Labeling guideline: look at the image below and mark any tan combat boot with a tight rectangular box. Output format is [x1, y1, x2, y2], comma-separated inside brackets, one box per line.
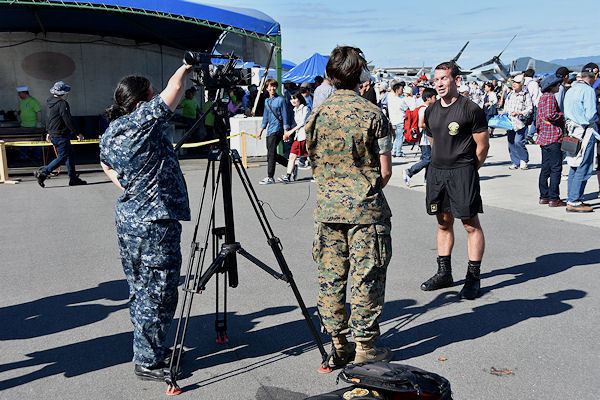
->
[328, 335, 356, 367]
[353, 341, 393, 364]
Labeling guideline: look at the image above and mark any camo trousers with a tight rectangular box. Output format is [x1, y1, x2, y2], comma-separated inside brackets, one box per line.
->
[313, 220, 392, 342]
[116, 219, 182, 367]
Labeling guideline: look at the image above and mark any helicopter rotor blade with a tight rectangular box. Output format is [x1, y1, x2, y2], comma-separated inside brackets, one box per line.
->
[452, 41, 470, 63]
[471, 59, 495, 70]
[497, 34, 517, 58]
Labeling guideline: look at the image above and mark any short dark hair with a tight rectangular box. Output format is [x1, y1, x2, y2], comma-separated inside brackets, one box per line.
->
[265, 78, 278, 88]
[422, 88, 437, 101]
[484, 82, 494, 89]
[523, 69, 535, 78]
[298, 86, 310, 95]
[325, 46, 367, 90]
[314, 76, 324, 85]
[291, 92, 306, 106]
[392, 82, 403, 93]
[434, 61, 460, 78]
[555, 67, 571, 78]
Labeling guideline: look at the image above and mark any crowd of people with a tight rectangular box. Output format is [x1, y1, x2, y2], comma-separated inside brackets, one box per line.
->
[255, 61, 599, 214]
[356, 64, 599, 213]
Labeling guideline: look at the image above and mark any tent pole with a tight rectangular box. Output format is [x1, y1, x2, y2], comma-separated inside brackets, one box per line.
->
[275, 34, 282, 95]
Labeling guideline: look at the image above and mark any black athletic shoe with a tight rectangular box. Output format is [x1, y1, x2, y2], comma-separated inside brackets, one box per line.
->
[33, 169, 47, 188]
[134, 363, 166, 381]
[69, 175, 87, 186]
[459, 272, 481, 300]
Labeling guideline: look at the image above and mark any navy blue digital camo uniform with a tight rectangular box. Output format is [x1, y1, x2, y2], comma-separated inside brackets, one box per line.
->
[99, 96, 190, 368]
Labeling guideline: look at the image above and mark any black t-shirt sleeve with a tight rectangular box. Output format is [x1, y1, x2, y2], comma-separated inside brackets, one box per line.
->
[470, 102, 488, 134]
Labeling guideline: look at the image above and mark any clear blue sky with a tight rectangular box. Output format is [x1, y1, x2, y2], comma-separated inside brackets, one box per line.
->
[221, 0, 600, 68]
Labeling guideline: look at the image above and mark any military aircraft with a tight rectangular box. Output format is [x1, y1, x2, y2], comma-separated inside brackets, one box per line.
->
[469, 34, 518, 81]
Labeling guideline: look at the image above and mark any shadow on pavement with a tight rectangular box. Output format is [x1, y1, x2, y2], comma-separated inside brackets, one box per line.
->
[0, 280, 129, 340]
[386, 290, 585, 360]
[0, 302, 326, 391]
[256, 385, 307, 399]
[479, 174, 510, 181]
[481, 249, 600, 293]
[2, 250, 595, 390]
[483, 160, 512, 167]
[0, 332, 133, 390]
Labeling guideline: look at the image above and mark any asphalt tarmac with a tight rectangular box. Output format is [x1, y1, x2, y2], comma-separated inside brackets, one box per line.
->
[1, 135, 599, 399]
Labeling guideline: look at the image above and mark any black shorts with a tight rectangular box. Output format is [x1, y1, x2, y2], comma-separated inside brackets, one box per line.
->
[426, 164, 483, 219]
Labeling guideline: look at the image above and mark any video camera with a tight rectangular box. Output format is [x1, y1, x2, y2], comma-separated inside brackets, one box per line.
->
[183, 51, 250, 90]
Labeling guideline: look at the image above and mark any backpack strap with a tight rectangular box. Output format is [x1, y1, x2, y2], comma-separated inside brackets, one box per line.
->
[266, 98, 283, 124]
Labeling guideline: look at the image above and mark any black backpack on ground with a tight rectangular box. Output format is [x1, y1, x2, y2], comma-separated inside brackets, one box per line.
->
[305, 362, 452, 400]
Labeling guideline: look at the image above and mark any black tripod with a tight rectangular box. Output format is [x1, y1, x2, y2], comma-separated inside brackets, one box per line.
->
[164, 86, 327, 395]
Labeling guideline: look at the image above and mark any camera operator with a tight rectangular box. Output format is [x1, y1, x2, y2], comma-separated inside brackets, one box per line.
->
[99, 65, 192, 381]
[305, 46, 393, 367]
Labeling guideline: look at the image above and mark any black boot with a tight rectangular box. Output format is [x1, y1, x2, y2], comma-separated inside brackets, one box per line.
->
[69, 175, 87, 186]
[421, 256, 453, 291]
[134, 362, 166, 381]
[33, 169, 47, 188]
[459, 261, 481, 300]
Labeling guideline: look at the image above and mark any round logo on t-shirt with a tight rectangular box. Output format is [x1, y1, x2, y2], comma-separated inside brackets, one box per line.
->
[448, 121, 459, 136]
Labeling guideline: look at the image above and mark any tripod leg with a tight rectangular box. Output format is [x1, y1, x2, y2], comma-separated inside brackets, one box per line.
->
[231, 154, 328, 363]
[215, 271, 229, 344]
[168, 160, 215, 374]
[166, 158, 227, 393]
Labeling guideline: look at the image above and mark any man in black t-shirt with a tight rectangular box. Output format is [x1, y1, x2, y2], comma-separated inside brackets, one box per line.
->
[421, 61, 489, 300]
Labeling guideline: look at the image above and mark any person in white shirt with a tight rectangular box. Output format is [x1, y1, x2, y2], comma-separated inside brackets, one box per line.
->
[523, 68, 541, 143]
[401, 85, 417, 110]
[388, 82, 408, 157]
[279, 93, 310, 183]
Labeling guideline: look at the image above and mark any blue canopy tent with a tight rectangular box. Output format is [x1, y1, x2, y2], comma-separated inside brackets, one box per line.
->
[282, 53, 328, 83]
[0, 0, 284, 82]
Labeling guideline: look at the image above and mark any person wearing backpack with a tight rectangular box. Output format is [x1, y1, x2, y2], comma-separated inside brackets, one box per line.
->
[403, 88, 437, 186]
[402, 99, 425, 146]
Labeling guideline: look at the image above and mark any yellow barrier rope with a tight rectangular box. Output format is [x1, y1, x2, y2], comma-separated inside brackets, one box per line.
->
[4, 139, 100, 147]
[2, 132, 263, 148]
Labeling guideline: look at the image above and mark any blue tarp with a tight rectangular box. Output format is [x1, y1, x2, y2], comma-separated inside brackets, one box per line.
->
[282, 53, 329, 83]
[0, 0, 280, 51]
[211, 56, 296, 70]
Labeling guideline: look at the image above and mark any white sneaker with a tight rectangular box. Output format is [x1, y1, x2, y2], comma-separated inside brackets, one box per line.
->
[508, 164, 519, 170]
[259, 177, 275, 185]
[519, 161, 528, 170]
[277, 175, 290, 184]
[402, 169, 410, 186]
